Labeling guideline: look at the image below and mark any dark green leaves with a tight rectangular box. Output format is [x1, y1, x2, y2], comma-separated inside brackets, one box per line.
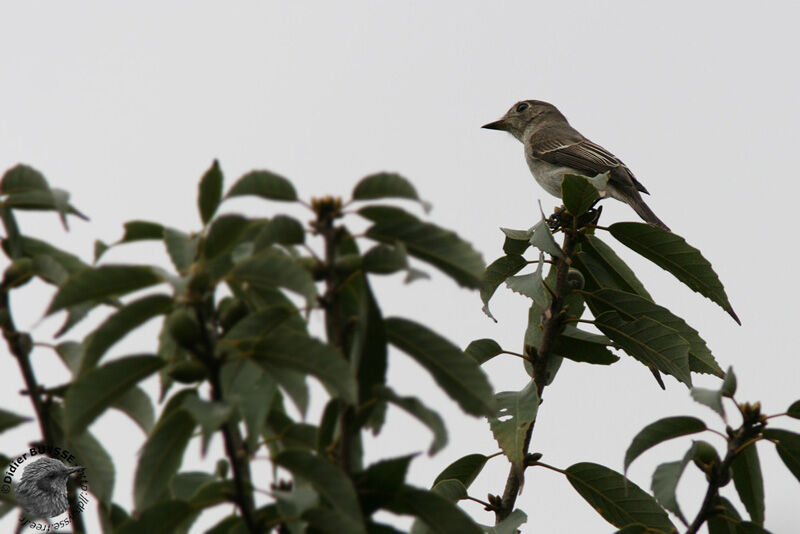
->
[366, 219, 484, 289]
[594, 311, 691, 386]
[464, 338, 503, 365]
[731, 443, 764, 525]
[198, 160, 224, 224]
[787, 400, 800, 419]
[651, 444, 698, 525]
[488, 381, 539, 471]
[624, 416, 707, 472]
[1, 164, 50, 194]
[64, 354, 163, 435]
[762, 429, 800, 483]
[203, 214, 250, 259]
[608, 223, 739, 324]
[226, 169, 298, 202]
[432, 454, 489, 489]
[385, 317, 495, 416]
[275, 450, 366, 534]
[384, 486, 482, 534]
[561, 173, 608, 216]
[554, 326, 619, 365]
[0, 408, 31, 434]
[565, 462, 675, 532]
[231, 249, 317, 306]
[47, 265, 164, 315]
[480, 255, 526, 319]
[352, 172, 429, 211]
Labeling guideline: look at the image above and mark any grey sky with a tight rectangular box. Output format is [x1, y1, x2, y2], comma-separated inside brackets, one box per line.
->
[2, 2, 799, 532]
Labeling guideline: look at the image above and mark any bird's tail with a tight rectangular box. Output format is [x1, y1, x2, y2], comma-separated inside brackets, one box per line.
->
[624, 191, 670, 231]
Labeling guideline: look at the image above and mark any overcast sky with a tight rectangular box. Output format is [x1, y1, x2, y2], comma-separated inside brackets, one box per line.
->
[2, 2, 799, 532]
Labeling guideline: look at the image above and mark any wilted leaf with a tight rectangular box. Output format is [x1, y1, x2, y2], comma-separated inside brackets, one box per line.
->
[624, 416, 707, 472]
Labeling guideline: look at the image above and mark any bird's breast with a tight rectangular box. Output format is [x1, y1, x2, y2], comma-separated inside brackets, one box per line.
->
[524, 155, 584, 198]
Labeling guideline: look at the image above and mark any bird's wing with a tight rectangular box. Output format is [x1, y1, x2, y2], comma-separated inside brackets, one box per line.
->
[531, 133, 649, 194]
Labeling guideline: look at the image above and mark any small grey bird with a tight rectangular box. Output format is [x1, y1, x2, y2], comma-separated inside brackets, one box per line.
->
[483, 100, 669, 231]
[15, 457, 85, 518]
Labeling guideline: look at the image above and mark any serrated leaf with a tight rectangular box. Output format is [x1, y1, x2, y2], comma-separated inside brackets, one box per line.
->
[731, 441, 764, 525]
[762, 429, 800, 483]
[253, 331, 356, 404]
[432, 454, 489, 489]
[0, 408, 31, 434]
[377, 386, 447, 455]
[385, 317, 495, 416]
[529, 218, 562, 257]
[488, 381, 539, 470]
[651, 444, 699, 525]
[583, 287, 721, 377]
[464, 339, 503, 365]
[624, 416, 707, 472]
[609, 222, 739, 324]
[64, 354, 163, 435]
[565, 462, 675, 531]
[81, 293, 173, 373]
[554, 326, 619, 365]
[384, 486, 482, 534]
[47, 265, 164, 315]
[480, 254, 527, 319]
[504, 253, 546, 305]
[111, 385, 155, 434]
[352, 172, 429, 211]
[501, 227, 531, 255]
[198, 160, 224, 224]
[561, 173, 606, 216]
[594, 311, 691, 386]
[231, 249, 317, 307]
[134, 409, 196, 511]
[577, 235, 653, 299]
[226, 169, 298, 201]
[690, 387, 725, 420]
[366, 219, 484, 289]
[203, 214, 250, 260]
[274, 450, 365, 533]
[431, 479, 467, 502]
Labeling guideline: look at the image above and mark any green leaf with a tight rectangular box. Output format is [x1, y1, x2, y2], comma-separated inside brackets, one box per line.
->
[352, 172, 429, 210]
[651, 444, 698, 525]
[203, 214, 250, 259]
[0, 408, 31, 434]
[198, 159, 224, 224]
[762, 429, 800, 483]
[134, 408, 196, 510]
[529, 218, 562, 258]
[721, 367, 737, 398]
[707, 496, 742, 534]
[253, 331, 356, 404]
[366, 219, 484, 289]
[609, 222, 739, 324]
[1, 164, 50, 194]
[690, 387, 725, 420]
[111, 385, 155, 434]
[504, 254, 546, 304]
[164, 228, 198, 273]
[66, 427, 115, 508]
[385, 317, 495, 416]
[231, 249, 317, 307]
[226, 169, 298, 202]
[480, 255, 527, 319]
[432, 454, 489, 489]
[577, 235, 653, 299]
[554, 325, 619, 365]
[561, 173, 605, 216]
[787, 400, 800, 419]
[594, 311, 691, 386]
[731, 441, 764, 525]
[358, 204, 421, 223]
[64, 354, 163, 435]
[117, 500, 195, 534]
[489, 380, 539, 471]
[81, 293, 173, 373]
[464, 338, 503, 365]
[431, 479, 467, 502]
[118, 220, 165, 243]
[624, 416, 707, 472]
[377, 386, 447, 455]
[384, 486, 482, 534]
[55, 341, 82, 373]
[502, 227, 531, 255]
[182, 396, 234, 455]
[565, 462, 675, 531]
[363, 243, 408, 274]
[254, 215, 305, 248]
[583, 287, 721, 377]
[47, 264, 164, 315]
[274, 450, 365, 533]
[358, 455, 415, 514]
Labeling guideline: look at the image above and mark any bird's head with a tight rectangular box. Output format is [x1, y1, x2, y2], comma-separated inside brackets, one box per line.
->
[482, 100, 566, 141]
[20, 458, 85, 494]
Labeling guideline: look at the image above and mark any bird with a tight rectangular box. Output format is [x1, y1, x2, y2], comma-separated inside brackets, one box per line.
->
[482, 100, 670, 231]
[15, 457, 85, 518]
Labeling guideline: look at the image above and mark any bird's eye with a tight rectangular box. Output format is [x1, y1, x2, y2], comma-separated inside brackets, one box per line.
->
[515, 102, 529, 113]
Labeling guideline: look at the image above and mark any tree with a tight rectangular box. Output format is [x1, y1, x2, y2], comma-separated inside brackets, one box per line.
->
[0, 163, 797, 533]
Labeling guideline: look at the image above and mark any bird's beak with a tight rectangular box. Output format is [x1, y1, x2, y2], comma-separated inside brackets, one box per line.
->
[481, 119, 508, 131]
[68, 466, 86, 475]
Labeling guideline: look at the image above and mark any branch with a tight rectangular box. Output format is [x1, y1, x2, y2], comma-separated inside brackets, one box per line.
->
[494, 225, 579, 523]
